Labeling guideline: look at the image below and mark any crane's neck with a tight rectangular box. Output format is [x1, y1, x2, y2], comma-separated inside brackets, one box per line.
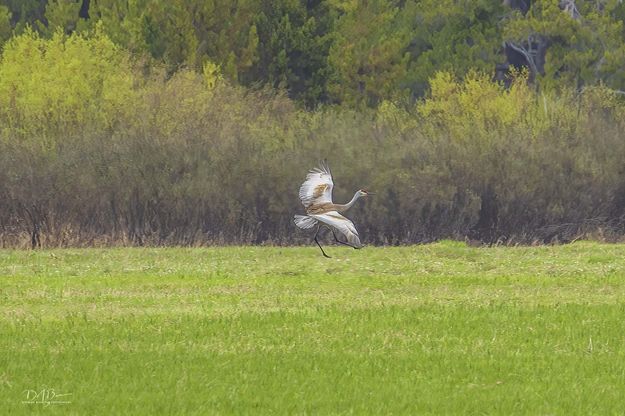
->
[336, 192, 361, 213]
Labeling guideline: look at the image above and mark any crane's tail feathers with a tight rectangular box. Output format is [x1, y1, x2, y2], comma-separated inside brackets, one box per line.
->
[294, 215, 318, 230]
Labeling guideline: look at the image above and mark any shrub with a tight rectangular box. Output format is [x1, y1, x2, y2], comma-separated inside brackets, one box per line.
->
[1, 30, 625, 246]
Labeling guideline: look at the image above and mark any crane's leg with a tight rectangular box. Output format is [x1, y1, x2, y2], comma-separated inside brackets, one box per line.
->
[314, 225, 331, 258]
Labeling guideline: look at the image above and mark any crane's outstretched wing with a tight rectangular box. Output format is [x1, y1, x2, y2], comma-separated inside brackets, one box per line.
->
[298, 160, 334, 208]
[310, 211, 363, 248]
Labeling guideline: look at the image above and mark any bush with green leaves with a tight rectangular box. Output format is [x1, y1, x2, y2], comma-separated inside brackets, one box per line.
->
[1, 29, 625, 247]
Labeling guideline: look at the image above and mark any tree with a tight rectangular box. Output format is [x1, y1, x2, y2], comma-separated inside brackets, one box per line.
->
[501, 0, 625, 91]
[0, 5, 11, 45]
[249, 0, 334, 106]
[328, 0, 503, 106]
[40, 0, 89, 35]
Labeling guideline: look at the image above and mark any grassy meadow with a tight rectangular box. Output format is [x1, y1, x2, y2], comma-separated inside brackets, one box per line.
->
[2, 241, 625, 414]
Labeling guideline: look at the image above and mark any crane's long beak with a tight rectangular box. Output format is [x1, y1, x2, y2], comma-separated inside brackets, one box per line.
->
[366, 192, 375, 196]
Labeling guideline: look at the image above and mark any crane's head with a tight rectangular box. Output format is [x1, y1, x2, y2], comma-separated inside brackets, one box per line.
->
[358, 189, 374, 197]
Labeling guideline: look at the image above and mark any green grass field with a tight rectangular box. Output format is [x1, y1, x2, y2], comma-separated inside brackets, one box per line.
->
[2, 242, 625, 415]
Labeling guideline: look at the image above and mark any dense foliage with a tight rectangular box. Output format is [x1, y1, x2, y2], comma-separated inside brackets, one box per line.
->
[2, 0, 625, 105]
[0, 1, 625, 246]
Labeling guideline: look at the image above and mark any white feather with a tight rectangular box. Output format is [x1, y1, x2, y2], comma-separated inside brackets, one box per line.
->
[298, 160, 334, 208]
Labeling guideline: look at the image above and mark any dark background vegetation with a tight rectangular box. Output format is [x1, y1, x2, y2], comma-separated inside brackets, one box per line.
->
[1, 0, 625, 247]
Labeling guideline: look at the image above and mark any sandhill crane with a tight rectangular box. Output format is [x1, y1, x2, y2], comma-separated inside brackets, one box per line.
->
[294, 160, 372, 258]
